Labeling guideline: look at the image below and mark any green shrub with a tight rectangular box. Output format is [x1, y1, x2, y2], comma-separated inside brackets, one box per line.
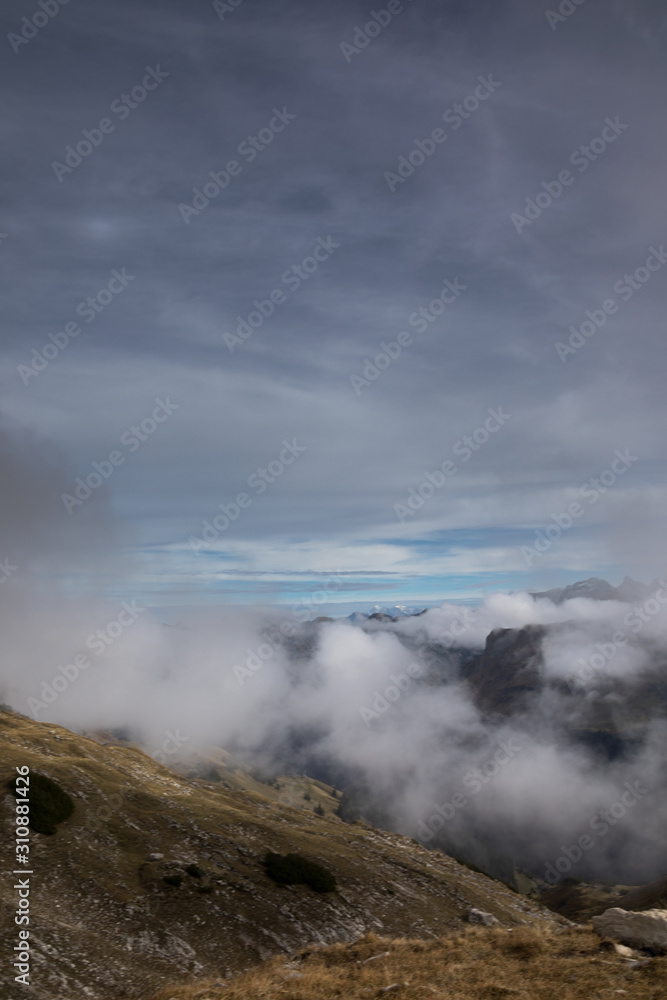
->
[7, 773, 74, 836]
[263, 852, 336, 893]
[186, 864, 205, 878]
[303, 791, 311, 801]
[314, 803, 325, 816]
[162, 874, 183, 887]
[197, 884, 214, 894]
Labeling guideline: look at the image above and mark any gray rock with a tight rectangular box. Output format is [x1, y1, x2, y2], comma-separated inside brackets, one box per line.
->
[148, 853, 164, 861]
[592, 908, 667, 952]
[467, 908, 499, 926]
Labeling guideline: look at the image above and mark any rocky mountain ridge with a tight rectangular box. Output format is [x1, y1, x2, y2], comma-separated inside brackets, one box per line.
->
[0, 709, 565, 1000]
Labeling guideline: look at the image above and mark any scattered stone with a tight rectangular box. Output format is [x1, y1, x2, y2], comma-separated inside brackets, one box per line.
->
[592, 908, 667, 952]
[467, 908, 499, 926]
[599, 940, 638, 959]
[377, 986, 401, 995]
[363, 951, 390, 964]
[148, 853, 164, 861]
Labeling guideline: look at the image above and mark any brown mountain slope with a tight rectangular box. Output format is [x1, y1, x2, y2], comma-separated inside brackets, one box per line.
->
[152, 926, 667, 1000]
[0, 709, 566, 1000]
[603, 875, 667, 914]
[541, 875, 667, 922]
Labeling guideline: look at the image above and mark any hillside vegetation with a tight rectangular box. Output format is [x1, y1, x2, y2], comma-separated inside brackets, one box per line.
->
[0, 709, 563, 1000]
[152, 925, 667, 1000]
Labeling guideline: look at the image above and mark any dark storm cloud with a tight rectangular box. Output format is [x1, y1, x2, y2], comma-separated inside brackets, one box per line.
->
[0, 0, 666, 601]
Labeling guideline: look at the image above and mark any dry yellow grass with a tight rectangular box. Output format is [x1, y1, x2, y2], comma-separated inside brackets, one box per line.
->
[148, 925, 667, 1000]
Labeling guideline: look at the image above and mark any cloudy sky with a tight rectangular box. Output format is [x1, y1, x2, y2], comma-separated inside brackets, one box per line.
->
[1, 0, 666, 610]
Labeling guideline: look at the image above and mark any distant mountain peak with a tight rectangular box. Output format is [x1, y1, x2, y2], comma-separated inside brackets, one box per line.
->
[347, 605, 427, 624]
[531, 576, 660, 605]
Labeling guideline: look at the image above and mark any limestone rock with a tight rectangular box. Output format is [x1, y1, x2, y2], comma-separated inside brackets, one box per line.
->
[592, 907, 667, 952]
[468, 908, 499, 926]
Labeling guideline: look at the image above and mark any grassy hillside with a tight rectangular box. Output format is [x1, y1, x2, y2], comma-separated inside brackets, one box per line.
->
[153, 925, 667, 1000]
[0, 709, 565, 1000]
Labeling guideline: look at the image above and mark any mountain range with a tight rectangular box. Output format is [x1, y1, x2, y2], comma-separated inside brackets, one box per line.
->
[3, 577, 667, 997]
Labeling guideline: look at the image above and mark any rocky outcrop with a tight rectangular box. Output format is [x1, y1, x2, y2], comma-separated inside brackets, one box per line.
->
[460, 625, 548, 716]
[467, 908, 499, 926]
[592, 907, 667, 952]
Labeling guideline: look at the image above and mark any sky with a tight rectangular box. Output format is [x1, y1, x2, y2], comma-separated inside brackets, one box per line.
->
[1, 0, 667, 610]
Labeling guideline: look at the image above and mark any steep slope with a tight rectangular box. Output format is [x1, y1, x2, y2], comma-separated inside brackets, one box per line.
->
[542, 875, 667, 922]
[603, 875, 667, 914]
[460, 624, 548, 716]
[80, 729, 343, 819]
[0, 710, 565, 1000]
[152, 925, 667, 1000]
[460, 620, 667, 739]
